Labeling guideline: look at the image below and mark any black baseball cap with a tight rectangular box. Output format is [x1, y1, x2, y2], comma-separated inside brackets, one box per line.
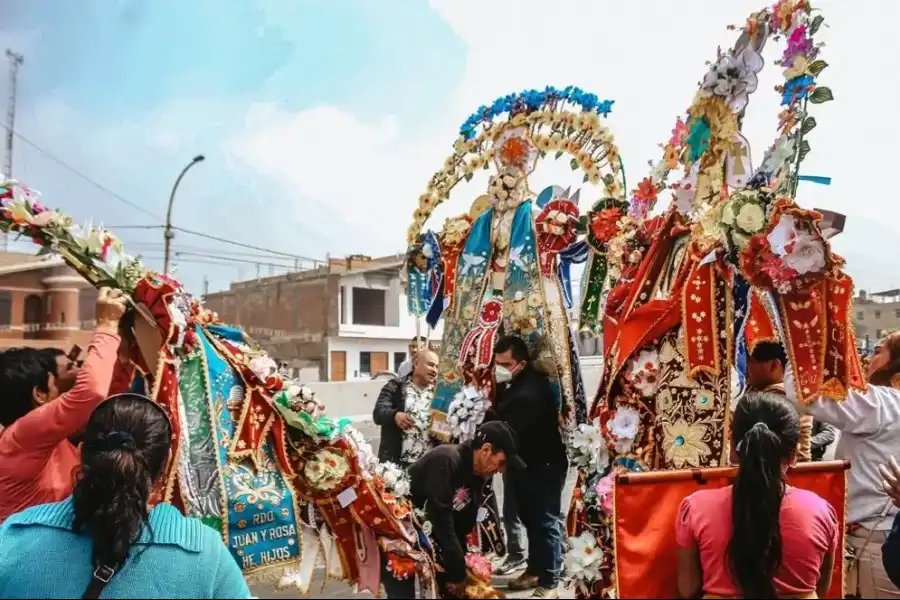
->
[473, 421, 527, 471]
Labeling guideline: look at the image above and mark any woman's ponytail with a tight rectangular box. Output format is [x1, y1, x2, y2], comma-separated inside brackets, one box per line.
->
[72, 394, 172, 574]
[727, 391, 800, 599]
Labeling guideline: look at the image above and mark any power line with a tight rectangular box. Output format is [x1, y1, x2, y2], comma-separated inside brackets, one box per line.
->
[0, 122, 163, 222]
[127, 241, 311, 263]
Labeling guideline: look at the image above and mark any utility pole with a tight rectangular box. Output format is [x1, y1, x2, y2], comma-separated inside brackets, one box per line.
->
[4, 49, 24, 252]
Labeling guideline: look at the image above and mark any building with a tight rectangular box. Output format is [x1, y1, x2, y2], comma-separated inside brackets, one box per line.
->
[203, 254, 444, 382]
[854, 288, 900, 353]
[0, 251, 98, 350]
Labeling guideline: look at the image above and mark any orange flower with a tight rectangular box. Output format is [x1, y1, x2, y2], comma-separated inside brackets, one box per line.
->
[745, 15, 759, 38]
[663, 145, 680, 169]
[590, 207, 624, 243]
[634, 178, 658, 203]
[499, 136, 530, 168]
[778, 109, 798, 134]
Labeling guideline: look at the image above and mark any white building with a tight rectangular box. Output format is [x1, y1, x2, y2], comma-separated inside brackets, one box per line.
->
[330, 260, 444, 380]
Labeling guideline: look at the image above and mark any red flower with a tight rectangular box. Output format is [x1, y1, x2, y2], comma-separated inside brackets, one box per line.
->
[634, 178, 658, 203]
[499, 136, 531, 168]
[480, 299, 502, 324]
[590, 207, 623, 243]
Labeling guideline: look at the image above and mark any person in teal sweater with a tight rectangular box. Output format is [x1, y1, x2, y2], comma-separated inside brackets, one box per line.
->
[0, 392, 251, 599]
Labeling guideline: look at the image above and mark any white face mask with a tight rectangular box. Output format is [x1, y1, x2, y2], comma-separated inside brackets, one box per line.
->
[494, 365, 514, 384]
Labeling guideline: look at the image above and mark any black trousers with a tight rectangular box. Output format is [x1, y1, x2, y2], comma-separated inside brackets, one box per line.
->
[510, 458, 567, 588]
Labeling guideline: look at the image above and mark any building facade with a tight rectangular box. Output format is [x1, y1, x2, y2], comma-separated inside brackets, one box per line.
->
[854, 288, 900, 353]
[203, 255, 444, 382]
[0, 251, 98, 351]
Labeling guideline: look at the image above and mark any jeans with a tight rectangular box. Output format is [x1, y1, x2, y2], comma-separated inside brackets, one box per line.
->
[502, 469, 527, 560]
[511, 458, 567, 588]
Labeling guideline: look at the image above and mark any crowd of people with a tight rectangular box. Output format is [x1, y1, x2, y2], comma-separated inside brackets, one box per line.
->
[4, 289, 900, 599]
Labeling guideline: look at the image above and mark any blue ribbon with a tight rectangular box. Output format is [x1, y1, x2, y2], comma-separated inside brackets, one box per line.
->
[558, 240, 589, 309]
[797, 175, 832, 185]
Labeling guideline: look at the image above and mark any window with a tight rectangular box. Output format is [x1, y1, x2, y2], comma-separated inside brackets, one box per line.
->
[394, 352, 407, 371]
[857, 311, 864, 320]
[895, 309, 900, 318]
[875, 310, 882, 319]
[339, 287, 347, 325]
[0, 292, 10, 328]
[352, 288, 386, 326]
[360, 351, 372, 377]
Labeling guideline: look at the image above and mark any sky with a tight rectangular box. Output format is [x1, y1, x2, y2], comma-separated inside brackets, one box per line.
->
[0, 0, 898, 295]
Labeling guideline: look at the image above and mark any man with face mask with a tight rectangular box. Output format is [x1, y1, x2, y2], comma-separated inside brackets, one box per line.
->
[491, 335, 566, 599]
[381, 421, 524, 599]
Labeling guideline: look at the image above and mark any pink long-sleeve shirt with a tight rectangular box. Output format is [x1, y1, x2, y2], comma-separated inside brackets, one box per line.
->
[0, 331, 121, 523]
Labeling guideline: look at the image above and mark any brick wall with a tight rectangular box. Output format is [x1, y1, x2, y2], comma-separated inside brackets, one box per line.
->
[204, 272, 341, 379]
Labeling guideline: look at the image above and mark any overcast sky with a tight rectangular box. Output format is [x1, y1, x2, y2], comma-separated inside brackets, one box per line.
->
[0, 0, 897, 295]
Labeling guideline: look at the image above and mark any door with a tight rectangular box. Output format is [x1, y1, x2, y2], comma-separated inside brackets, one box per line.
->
[371, 351, 388, 374]
[330, 351, 346, 382]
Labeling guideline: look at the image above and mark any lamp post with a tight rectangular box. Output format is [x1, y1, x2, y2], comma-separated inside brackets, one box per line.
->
[163, 154, 205, 275]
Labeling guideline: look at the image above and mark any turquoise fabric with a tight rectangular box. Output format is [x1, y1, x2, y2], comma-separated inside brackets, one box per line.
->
[0, 497, 252, 599]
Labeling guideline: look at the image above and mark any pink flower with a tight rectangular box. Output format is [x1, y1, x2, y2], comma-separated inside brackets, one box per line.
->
[669, 118, 688, 147]
[466, 552, 492, 580]
[594, 474, 615, 514]
[783, 25, 813, 66]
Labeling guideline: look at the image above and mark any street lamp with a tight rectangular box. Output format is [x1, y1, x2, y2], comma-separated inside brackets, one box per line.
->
[163, 154, 205, 275]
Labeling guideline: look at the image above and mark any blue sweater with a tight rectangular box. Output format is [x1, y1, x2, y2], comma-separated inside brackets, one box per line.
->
[0, 497, 251, 599]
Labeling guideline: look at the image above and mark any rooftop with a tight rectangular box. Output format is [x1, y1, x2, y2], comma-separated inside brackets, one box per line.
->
[0, 251, 64, 275]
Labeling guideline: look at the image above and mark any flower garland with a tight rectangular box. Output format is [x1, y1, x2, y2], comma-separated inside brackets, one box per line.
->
[409, 86, 626, 243]
[446, 386, 489, 442]
[303, 449, 351, 492]
[373, 461, 411, 498]
[400, 383, 435, 466]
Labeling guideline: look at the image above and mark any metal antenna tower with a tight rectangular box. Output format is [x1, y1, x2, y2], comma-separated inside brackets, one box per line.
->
[3, 49, 24, 252]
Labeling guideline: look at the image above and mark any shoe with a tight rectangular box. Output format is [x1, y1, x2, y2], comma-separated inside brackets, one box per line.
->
[508, 573, 540, 591]
[531, 586, 560, 599]
[494, 556, 527, 576]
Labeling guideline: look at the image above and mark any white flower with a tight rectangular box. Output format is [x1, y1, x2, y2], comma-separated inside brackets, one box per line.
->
[563, 532, 603, 582]
[700, 47, 763, 112]
[422, 520, 433, 536]
[735, 202, 766, 234]
[763, 135, 796, 173]
[721, 201, 736, 226]
[569, 420, 610, 474]
[606, 406, 641, 454]
[624, 349, 660, 397]
[249, 356, 279, 383]
[783, 234, 826, 275]
[767, 214, 797, 256]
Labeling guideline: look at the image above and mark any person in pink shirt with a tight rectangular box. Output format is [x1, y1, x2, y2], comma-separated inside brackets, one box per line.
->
[675, 391, 839, 599]
[0, 287, 128, 523]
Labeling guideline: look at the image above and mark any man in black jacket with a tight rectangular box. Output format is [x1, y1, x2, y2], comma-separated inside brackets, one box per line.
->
[383, 421, 525, 599]
[492, 335, 567, 599]
[372, 349, 438, 466]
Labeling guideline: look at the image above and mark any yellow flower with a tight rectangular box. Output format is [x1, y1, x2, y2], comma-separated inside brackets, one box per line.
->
[549, 134, 564, 150]
[606, 144, 620, 166]
[576, 150, 592, 167]
[535, 136, 552, 152]
[579, 112, 600, 131]
[419, 193, 437, 210]
[565, 139, 581, 155]
[444, 156, 457, 170]
[663, 144, 680, 169]
[662, 420, 712, 468]
[469, 156, 486, 170]
[588, 168, 602, 184]
[453, 137, 468, 153]
[784, 56, 812, 80]
[599, 128, 615, 144]
[527, 292, 543, 309]
[606, 180, 620, 198]
[511, 113, 527, 127]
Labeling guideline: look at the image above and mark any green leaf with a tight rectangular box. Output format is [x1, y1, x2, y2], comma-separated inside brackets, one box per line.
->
[808, 60, 828, 76]
[583, 173, 590, 183]
[798, 140, 811, 163]
[809, 14, 825, 35]
[570, 158, 579, 171]
[555, 150, 564, 159]
[483, 160, 490, 170]
[801, 117, 817, 134]
[809, 86, 834, 104]
[539, 150, 547, 159]
[464, 171, 474, 182]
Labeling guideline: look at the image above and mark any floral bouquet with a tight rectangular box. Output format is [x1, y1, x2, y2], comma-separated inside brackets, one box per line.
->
[0, 178, 145, 292]
[563, 532, 605, 597]
[739, 199, 837, 294]
[463, 552, 505, 599]
[447, 387, 489, 442]
[373, 461, 411, 499]
[303, 449, 351, 492]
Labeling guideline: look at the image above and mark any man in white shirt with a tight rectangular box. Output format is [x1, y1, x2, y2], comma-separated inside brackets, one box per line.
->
[396, 336, 426, 379]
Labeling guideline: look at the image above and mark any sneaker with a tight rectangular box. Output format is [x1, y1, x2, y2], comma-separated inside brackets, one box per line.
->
[508, 573, 540, 591]
[532, 586, 560, 599]
[494, 556, 527, 576]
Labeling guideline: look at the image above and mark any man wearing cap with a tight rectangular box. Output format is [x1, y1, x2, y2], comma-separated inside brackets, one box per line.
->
[382, 421, 524, 599]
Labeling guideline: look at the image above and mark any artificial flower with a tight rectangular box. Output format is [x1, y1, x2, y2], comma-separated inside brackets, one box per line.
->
[304, 450, 350, 491]
[593, 473, 615, 514]
[564, 532, 603, 583]
[700, 47, 763, 111]
[569, 419, 610, 473]
[625, 349, 660, 397]
[783, 24, 813, 67]
[466, 553, 493, 581]
[663, 144, 680, 170]
[721, 200, 737, 226]
[662, 420, 711, 468]
[606, 405, 641, 454]
[767, 214, 798, 255]
[778, 108, 799, 135]
[669, 118, 689, 147]
[589, 207, 624, 244]
[735, 202, 766, 234]
[783, 55, 813, 80]
[685, 117, 711, 163]
[781, 75, 815, 106]
[763, 135, 797, 172]
[783, 233, 826, 275]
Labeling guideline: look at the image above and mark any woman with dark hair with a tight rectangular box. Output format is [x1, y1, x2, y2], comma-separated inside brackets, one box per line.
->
[676, 391, 838, 599]
[0, 393, 251, 599]
[786, 332, 900, 598]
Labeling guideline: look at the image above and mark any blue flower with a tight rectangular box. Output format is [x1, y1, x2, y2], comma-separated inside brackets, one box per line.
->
[782, 75, 815, 106]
